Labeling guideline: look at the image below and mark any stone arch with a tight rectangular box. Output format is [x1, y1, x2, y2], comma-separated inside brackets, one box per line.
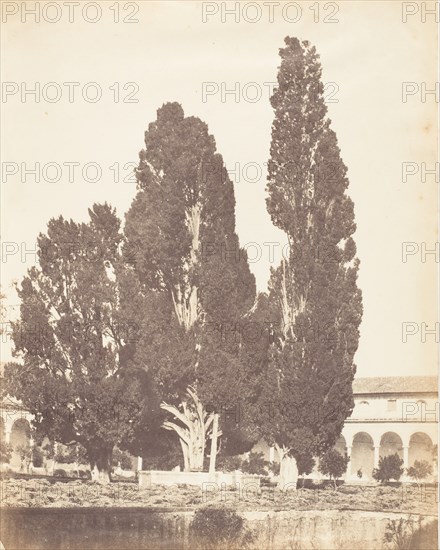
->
[351, 432, 374, 479]
[380, 432, 403, 459]
[10, 418, 31, 468]
[409, 432, 433, 466]
[10, 418, 31, 448]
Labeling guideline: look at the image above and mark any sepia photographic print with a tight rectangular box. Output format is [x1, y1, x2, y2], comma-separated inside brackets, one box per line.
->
[0, 1, 438, 549]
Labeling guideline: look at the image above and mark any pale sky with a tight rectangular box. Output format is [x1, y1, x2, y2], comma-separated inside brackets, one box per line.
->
[1, 1, 438, 378]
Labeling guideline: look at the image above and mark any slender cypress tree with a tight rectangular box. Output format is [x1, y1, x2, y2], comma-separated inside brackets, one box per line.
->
[261, 37, 363, 488]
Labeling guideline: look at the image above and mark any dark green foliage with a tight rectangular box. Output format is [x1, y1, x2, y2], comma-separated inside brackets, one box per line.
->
[124, 103, 257, 470]
[55, 443, 88, 465]
[0, 441, 12, 464]
[384, 518, 438, 550]
[406, 460, 433, 485]
[53, 469, 67, 478]
[189, 507, 255, 549]
[133, 424, 185, 471]
[216, 454, 243, 473]
[297, 454, 315, 477]
[373, 453, 404, 483]
[3, 204, 159, 479]
[214, 423, 258, 463]
[242, 452, 269, 475]
[318, 449, 349, 489]
[112, 447, 133, 470]
[216, 451, 270, 475]
[31, 446, 44, 467]
[256, 37, 362, 467]
[42, 442, 54, 460]
[125, 102, 256, 406]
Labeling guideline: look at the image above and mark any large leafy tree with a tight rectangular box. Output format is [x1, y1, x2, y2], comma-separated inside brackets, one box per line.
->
[3, 204, 158, 483]
[125, 103, 256, 471]
[259, 37, 363, 488]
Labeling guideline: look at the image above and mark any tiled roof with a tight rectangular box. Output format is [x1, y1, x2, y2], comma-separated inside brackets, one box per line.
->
[353, 376, 438, 395]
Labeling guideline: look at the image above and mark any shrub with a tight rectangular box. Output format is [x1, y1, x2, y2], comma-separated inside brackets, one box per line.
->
[42, 442, 54, 460]
[0, 441, 12, 464]
[141, 445, 184, 471]
[54, 443, 88, 465]
[297, 454, 315, 477]
[384, 517, 415, 549]
[189, 507, 254, 549]
[242, 452, 268, 475]
[78, 469, 92, 480]
[217, 454, 243, 472]
[297, 454, 315, 487]
[53, 468, 67, 478]
[373, 453, 404, 483]
[16, 445, 32, 471]
[318, 449, 349, 489]
[384, 517, 438, 550]
[406, 460, 433, 486]
[0, 467, 14, 478]
[32, 446, 44, 467]
[112, 448, 133, 470]
[216, 455, 243, 472]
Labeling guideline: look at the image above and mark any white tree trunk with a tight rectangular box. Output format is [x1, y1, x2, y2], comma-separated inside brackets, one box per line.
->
[188, 414, 205, 471]
[276, 444, 298, 491]
[161, 387, 216, 472]
[90, 464, 111, 484]
[88, 447, 112, 484]
[171, 203, 202, 331]
[179, 439, 190, 471]
[208, 413, 219, 475]
[52, 442, 57, 476]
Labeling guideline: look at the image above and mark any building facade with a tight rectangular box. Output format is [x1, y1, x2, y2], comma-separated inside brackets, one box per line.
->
[252, 376, 438, 481]
[340, 376, 438, 480]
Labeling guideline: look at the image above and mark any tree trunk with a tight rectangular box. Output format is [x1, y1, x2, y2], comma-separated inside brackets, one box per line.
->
[188, 424, 205, 471]
[179, 439, 190, 471]
[276, 445, 298, 491]
[208, 413, 219, 475]
[52, 442, 57, 476]
[161, 387, 214, 473]
[89, 447, 113, 484]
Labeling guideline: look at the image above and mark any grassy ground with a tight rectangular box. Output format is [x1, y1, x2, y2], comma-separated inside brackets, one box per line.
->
[0, 477, 437, 515]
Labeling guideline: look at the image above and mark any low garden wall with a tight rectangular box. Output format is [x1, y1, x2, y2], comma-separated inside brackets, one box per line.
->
[138, 470, 260, 489]
[0, 507, 436, 550]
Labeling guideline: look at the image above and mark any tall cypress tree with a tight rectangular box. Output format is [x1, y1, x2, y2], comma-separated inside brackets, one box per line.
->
[261, 37, 363, 488]
[4, 204, 155, 483]
[125, 103, 256, 471]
